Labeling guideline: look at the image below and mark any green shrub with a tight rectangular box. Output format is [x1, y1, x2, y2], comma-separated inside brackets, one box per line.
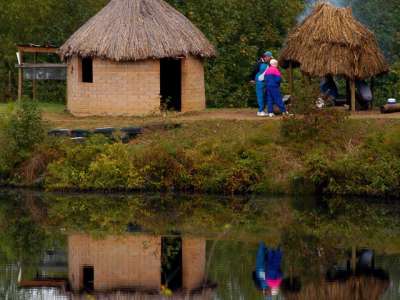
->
[301, 128, 400, 197]
[46, 135, 111, 190]
[280, 108, 349, 149]
[0, 99, 45, 178]
[86, 144, 143, 190]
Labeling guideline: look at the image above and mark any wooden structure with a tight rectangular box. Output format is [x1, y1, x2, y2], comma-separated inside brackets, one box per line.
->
[16, 44, 66, 101]
[59, 0, 216, 117]
[279, 3, 389, 112]
[381, 103, 400, 114]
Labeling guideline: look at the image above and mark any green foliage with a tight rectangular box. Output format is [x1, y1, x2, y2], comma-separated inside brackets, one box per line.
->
[280, 108, 349, 148]
[166, 0, 303, 107]
[300, 125, 400, 197]
[372, 61, 400, 106]
[44, 121, 293, 194]
[0, 99, 45, 178]
[0, 0, 108, 102]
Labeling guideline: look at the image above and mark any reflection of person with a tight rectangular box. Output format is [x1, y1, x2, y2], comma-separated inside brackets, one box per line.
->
[250, 52, 273, 116]
[253, 242, 283, 297]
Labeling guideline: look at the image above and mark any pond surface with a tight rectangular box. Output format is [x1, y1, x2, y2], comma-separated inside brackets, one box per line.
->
[0, 190, 400, 299]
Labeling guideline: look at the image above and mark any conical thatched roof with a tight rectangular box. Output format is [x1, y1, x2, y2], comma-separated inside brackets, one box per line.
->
[279, 3, 389, 80]
[59, 0, 216, 61]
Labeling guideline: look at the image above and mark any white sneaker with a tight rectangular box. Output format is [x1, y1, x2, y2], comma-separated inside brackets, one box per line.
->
[257, 111, 267, 117]
[268, 113, 275, 117]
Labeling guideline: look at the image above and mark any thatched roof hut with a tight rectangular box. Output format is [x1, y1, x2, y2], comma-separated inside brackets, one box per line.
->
[279, 3, 389, 80]
[59, 0, 215, 61]
[60, 0, 216, 117]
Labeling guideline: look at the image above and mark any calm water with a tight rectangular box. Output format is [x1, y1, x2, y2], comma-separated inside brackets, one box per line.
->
[0, 190, 399, 300]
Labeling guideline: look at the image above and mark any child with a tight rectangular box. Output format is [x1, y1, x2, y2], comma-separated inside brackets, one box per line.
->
[259, 59, 288, 117]
[251, 52, 273, 116]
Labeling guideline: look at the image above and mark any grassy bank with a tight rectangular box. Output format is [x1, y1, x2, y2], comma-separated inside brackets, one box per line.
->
[1, 101, 400, 196]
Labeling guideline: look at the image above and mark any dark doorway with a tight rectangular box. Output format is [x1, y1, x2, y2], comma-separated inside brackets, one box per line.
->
[160, 59, 182, 111]
[161, 237, 182, 291]
[82, 266, 94, 291]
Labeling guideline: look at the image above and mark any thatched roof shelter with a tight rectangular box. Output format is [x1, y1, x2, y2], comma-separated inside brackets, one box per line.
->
[279, 3, 389, 80]
[59, 0, 216, 61]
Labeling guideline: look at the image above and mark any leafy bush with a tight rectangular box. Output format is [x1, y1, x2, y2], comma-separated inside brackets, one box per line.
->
[46, 135, 111, 190]
[301, 127, 400, 197]
[0, 100, 45, 178]
[280, 108, 349, 149]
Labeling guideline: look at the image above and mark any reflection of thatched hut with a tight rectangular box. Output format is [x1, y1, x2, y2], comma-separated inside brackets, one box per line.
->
[279, 3, 389, 111]
[60, 0, 215, 116]
[284, 276, 390, 300]
[68, 234, 212, 297]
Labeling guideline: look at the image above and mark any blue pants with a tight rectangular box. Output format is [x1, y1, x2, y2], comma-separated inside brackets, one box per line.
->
[256, 82, 267, 112]
[267, 87, 286, 114]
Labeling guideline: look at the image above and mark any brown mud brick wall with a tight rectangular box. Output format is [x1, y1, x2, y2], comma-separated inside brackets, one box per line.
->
[67, 58, 161, 116]
[181, 56, 206, 113]
[67, 56, 206, 116]
[68, 234, 161, 292]
[182, 238, 206, 290]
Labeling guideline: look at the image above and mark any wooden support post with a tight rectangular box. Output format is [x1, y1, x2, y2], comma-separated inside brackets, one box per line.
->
[8, 70, 12, 97]
[32, 53, 37, 101]
[18, 51, 24, 102]
[370, 77, 375, 110]
[351, 246, 357, 274]
[350, 79, 356, 113]
[288, 62, 294, 95]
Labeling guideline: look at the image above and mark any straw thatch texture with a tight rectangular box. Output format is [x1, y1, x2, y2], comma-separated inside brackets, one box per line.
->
[60, 0, 216, 61]
[279, 3, 389, 80]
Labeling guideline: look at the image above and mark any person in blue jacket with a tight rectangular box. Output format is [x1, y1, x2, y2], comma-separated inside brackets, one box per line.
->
[250, 51, 273, 116]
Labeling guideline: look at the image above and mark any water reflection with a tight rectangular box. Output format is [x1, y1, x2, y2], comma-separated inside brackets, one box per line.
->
[284, 249, 390, 300]
[253, 243, 283, 297]
[0, 191, 399, 299]
[18, 234, 215, 299]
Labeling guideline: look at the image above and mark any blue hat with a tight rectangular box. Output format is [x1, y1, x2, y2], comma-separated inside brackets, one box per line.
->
[263, 51, 273, 58]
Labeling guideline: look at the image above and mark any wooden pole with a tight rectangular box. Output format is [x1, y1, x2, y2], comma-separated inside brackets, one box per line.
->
[8, 70, 12, 97]
[370, 77, 375, 110]
[351, 246, 357, 274]
[18, 51, 24, 102]
[350, 79, 356, 113]
[288, 62, 294, 95]
[32, 53, 37, 101]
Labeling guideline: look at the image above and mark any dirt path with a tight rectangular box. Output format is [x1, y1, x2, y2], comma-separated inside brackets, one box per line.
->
[43, 108, 400, 129]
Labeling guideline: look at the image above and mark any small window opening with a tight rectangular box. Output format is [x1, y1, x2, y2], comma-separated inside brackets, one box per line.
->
[82, 57, 93, 83]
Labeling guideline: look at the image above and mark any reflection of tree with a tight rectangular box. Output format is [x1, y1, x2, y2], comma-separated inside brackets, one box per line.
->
[280, 197, 398, 298]
[0, 191, 65, 299]
[0, 191, 47, 264]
